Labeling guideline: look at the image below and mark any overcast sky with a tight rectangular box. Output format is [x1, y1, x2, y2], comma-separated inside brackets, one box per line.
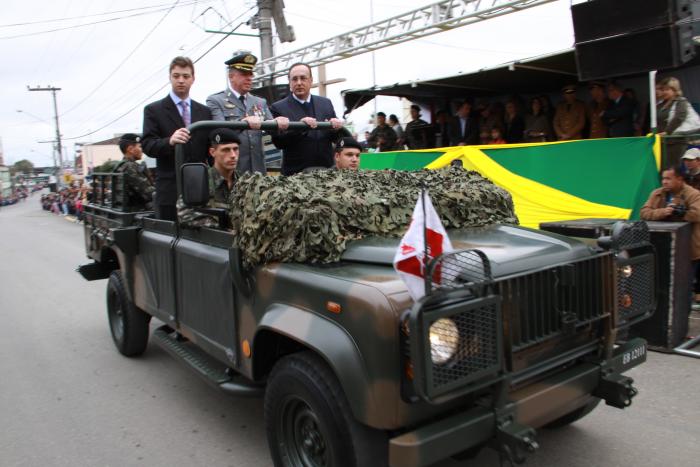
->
[0, 0, 575, 166]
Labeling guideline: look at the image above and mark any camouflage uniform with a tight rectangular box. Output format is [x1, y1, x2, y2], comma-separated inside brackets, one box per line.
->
[177, 166, 236, 228]
[367, 124, 398, 152]
[113, 159, 155, 210]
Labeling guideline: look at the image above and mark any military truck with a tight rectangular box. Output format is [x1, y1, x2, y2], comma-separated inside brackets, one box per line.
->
[78, 121, 655, 467]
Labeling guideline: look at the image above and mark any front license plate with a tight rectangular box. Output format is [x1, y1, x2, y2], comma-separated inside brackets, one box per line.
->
[620, 342, 647, 370]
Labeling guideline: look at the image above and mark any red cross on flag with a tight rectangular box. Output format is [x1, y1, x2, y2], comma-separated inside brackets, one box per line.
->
[393, 191, 453, 302]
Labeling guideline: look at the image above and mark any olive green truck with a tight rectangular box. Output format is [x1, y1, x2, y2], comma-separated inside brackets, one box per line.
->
[78, 122, 655, 467]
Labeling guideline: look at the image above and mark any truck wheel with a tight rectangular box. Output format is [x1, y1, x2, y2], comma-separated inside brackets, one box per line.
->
[544, 398, 601, 429]
[106, 270, 149, 357]
[265, 352, 387, 467]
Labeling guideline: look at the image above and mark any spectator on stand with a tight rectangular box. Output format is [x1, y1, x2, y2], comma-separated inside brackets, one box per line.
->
[504, 100, 525, 143]
[388, 114, 405, 149]
[657, 77, 700, 169]
[682, 148, 700, 191]
[554, 85, 586, 140]
[405, 105, 432, 149]
[624, 88, 642, 135]
[489, 127, 507, 145]
[434, 110, 452, 147]
[367, 112, 398, 152]
[601, 82, 636, 138]
[587, 82, 610, 139]
[450, 101, 480, 146]
[524, 97, 553, 142]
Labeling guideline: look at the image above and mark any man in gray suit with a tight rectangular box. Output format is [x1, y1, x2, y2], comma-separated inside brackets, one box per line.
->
[207, 52, 289, 174]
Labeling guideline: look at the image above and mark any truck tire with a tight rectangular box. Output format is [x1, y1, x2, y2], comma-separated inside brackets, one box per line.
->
[106, 270, 149, 357]
[544, 398, 601, 429]
[265, 352, 387, 467]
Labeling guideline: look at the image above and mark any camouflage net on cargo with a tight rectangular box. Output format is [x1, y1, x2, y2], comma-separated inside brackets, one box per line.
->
[229, 167, 518, 267]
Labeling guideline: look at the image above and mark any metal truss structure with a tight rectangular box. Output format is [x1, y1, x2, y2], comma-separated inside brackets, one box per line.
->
[253, 0, 558, 85]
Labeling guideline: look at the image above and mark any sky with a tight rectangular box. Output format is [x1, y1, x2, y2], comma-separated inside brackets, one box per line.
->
[0, 0, 576, 167]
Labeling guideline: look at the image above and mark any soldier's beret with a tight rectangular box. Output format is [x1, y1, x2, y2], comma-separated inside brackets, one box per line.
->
[119, 133, 141, 145]
[335, 137, 362, 153]
[225, 51, 257, 72]
[209, 128, 241, 146]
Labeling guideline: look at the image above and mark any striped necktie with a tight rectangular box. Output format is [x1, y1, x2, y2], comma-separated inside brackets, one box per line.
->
[180, 100, 190, 126]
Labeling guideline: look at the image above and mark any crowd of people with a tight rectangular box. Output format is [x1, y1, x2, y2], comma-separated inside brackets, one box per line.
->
[40, 182, 91, 221]
[364, 77, 700, 161]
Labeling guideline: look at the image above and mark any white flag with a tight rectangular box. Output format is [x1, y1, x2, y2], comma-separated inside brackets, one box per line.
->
[393, 191, 453, 302]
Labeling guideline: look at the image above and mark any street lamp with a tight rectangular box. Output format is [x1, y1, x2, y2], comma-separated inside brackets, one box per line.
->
[16, 109, 51, 125]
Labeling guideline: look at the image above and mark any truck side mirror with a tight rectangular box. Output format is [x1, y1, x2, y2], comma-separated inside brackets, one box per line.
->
[181, 163, 210, 207]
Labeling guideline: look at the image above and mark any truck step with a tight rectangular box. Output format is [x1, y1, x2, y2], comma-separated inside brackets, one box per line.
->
[153, 326, 263, 397]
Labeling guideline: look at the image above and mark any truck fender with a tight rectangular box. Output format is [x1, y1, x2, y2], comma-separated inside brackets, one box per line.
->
[255, 304, 380, 425]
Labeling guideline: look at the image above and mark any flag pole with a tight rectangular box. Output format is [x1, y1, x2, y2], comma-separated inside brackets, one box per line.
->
[422, 184, 429, 296]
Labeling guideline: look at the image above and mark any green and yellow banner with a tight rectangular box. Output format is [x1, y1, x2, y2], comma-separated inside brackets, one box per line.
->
[360, 136, 661, 229]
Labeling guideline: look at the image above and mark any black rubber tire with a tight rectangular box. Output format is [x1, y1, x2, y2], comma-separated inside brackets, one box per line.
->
[544, 398, 601, 429]
[106, 270, 149, 357]
[264, 352, 388, 467]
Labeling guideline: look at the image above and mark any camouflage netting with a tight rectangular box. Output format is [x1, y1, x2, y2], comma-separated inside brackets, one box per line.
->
[229, 167, 518, 267]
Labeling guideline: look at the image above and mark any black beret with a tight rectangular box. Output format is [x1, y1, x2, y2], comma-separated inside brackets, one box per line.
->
[119, 133, 141, 145]
[335, 137, 362, 153]
[225, 52, 257, 72]
[209, 128, 241, 146]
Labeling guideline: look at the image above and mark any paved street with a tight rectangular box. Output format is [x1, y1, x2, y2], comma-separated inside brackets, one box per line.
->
[1, 197, 700, 467]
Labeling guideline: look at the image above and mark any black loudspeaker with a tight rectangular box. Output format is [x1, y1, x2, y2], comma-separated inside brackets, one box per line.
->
[539, 219, 692, 351]
[572, 0, 695, 80]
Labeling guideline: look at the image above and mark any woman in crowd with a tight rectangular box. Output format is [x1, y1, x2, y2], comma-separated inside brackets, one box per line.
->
[658, 77, 700, 168]
[388, 114, 405, 149]
[524, 97, 553, 142]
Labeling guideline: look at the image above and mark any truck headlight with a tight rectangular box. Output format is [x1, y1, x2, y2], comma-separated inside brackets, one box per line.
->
[429, 318, 459, 364]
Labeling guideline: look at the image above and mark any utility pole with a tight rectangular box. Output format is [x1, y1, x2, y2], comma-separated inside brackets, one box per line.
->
[257, 0, 274, 63]
[28, 86, 63, 171]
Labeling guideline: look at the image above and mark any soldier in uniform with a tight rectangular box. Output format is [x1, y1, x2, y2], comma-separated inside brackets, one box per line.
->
[334, 137, 363, 170]
[113, 133, 155, 210]
[587, 82, 610, 139]
[178, 128, 240, 229]
[367, 112, 397, 152]
[553, 84, 586, 140]
[206, 51, 289, 175]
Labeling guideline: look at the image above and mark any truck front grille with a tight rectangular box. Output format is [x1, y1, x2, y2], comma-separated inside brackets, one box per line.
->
[496, 254, 615, 352]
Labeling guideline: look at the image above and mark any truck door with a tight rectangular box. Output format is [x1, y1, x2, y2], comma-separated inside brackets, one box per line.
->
[173, 227, 238, 364]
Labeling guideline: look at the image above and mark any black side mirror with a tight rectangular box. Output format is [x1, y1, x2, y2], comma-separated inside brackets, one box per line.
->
[181, 163, 209, 207]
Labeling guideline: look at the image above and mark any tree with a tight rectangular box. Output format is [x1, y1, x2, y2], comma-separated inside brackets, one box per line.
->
[11, 159, 34, 175]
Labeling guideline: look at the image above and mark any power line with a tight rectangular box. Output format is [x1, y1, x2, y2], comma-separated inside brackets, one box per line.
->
[62, 5, 256, 141]
[0, 0, 212, 40]
[0, 0, 213, 28]
[60, 0, 182, 116]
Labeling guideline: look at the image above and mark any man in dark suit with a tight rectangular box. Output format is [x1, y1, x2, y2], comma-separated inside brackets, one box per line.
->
[142, 56, 211, 221]
[270, 63, 344, 175]
[450, 100, 479, 146]
[602, 82, 635, 137]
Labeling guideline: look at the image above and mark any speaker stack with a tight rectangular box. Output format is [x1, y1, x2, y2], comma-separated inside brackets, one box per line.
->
[572, 0, 696, 80]
[539, 218, 692, 351]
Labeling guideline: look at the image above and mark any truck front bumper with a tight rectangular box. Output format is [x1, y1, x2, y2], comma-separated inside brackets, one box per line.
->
[388, 338, 647, 467]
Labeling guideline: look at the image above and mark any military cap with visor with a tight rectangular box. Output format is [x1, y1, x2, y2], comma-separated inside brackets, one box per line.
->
[209, 128, 241, 146]
[226, 52, 257, 72]
[335, 137, 363, 153]
[562, 84, 577, 94]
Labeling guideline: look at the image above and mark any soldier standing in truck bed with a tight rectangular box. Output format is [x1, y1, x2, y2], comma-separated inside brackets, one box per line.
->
[177, 128, 240, 229]
[113, 133, 155, 210]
